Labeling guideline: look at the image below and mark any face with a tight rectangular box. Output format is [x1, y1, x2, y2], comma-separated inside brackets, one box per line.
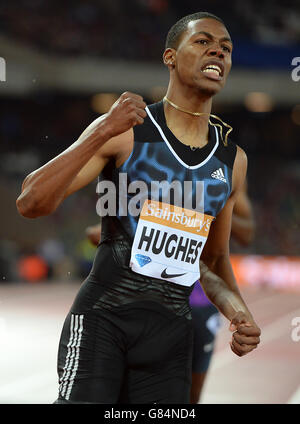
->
[165, 18, 233, 96]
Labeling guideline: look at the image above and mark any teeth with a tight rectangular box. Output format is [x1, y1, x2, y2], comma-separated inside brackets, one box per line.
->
[203, 64, 222, 75]
[203, 69, 220, 75]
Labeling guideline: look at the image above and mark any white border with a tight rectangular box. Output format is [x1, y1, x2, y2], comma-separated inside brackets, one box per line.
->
[145, 106, 219, 170]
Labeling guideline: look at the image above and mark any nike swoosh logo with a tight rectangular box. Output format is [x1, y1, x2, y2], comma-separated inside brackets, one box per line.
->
[161, 269, 187, 279]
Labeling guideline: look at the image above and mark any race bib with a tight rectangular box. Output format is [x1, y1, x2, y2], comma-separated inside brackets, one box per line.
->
[130, 200, 215, 286]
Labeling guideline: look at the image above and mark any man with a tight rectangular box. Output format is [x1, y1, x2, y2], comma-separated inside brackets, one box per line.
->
[16, 12, 261, 404]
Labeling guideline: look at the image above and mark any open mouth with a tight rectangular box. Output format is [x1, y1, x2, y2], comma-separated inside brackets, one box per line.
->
[201, 62, 224, 80]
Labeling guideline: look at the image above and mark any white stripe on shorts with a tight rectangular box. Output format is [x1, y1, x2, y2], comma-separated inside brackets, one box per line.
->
[65, 314, 84, 400]
[59, 314, 84, 399]
[59, 314, 76, 397]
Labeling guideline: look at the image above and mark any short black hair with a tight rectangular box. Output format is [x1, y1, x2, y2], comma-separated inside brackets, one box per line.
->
[165, 12, 225, 50]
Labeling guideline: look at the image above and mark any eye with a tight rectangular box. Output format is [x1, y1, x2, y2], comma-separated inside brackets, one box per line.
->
[222, 45, 231, 53]
[195, 39, 209, 45]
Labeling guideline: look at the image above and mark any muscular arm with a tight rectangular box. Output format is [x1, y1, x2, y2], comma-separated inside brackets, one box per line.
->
[200, 147, 254, 323]
[199, 147, 260, 355]
[199, 258, 260, 356]
[199, 260, 250, 321]
[17, 130, 110, 218]
[16, 92, 146, 218]
[231, 180, 255, 246]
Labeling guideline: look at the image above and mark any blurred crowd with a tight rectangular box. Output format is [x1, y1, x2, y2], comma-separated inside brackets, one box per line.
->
[0, 93, 299, 283]
[0, 0, 299, 283]
[0, 0, 299, 62]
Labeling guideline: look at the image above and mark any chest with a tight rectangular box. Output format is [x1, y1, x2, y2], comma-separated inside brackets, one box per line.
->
[115, 141, 232, 218]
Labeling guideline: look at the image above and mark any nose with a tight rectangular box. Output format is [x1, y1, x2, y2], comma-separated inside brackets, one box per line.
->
[207, 47, 224, 59]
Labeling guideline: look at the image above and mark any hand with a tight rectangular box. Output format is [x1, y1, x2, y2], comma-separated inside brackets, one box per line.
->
[86, 224, 101, 246]
[105, 92, 147, 138]
[229, 311, 261, 357]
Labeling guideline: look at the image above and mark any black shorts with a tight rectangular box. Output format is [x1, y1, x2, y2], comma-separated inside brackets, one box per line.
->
[55, 235, 194, 404]
[191, 305, 221, 374]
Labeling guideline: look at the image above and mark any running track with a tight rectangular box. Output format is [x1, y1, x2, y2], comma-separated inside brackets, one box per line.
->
[0, 282, 299, 404]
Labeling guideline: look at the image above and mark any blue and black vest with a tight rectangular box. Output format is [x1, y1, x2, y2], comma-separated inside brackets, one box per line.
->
[100, 100, 237, 243]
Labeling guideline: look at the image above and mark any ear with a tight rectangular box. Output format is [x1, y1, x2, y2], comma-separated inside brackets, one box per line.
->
[163, 48, 176, 69]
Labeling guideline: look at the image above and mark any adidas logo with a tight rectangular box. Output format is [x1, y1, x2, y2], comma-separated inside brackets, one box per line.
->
[211, 168, 227, 182]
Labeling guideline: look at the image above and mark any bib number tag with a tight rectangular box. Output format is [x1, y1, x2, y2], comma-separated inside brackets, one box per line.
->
[130, 200, 214, 286]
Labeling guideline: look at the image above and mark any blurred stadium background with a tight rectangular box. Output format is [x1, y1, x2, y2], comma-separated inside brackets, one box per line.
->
[0, 0, 299, 404]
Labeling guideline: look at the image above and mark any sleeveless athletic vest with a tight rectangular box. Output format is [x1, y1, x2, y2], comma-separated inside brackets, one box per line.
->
[99, 101, 237, 287]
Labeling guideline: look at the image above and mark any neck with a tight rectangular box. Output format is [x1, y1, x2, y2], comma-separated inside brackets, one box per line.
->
[165, 85, 213, 115]
[164, 96, 211, 117]
[163, 87, 212, 147]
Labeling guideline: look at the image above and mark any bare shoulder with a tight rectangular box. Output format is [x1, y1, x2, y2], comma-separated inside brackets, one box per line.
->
[95, 128, 134, 167]
[234, 145, 247, 169]
[232, 145, 248, 195]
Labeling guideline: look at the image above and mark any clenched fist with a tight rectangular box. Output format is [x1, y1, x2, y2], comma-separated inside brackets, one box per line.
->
[86, 224, 101, 246]
[229, 311, 261, 357]
[105, 92, 147, 138]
